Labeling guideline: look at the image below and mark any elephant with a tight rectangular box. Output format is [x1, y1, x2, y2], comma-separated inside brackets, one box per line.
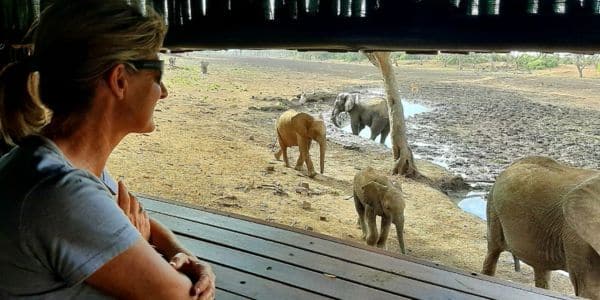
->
[274, 109, 326, 178]
[331, 93, 390, 144]
[353, 167, 406, 254]
[482, 156, 600, 299]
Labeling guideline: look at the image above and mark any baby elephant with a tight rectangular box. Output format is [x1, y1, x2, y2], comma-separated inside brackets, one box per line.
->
[353, 167, 406, 254]
[274, 109, 326, 178]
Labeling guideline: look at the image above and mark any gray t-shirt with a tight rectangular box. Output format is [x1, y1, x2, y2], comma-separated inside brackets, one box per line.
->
[0, 136, 140, 299]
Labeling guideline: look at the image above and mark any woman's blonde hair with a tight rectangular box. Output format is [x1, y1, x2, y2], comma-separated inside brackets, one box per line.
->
[0, 0, 166, 147]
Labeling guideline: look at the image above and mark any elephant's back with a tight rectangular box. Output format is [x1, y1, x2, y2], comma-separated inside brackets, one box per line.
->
[362, 97, 388, 116]
[494, 156, 596, 202]
[276, 110, 302, 145]
[276, 109, 299, 128]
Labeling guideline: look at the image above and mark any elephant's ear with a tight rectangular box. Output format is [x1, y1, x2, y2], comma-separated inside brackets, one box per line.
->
[345, 94, 357, 111]
[362, 181, 388, 206]
[564, 175, 600, 255]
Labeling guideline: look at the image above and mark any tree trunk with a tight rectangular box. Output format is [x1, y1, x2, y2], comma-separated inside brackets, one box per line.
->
[577, 65, 585, 78]
[575, 55, 586, 78]
[365, 52, 420, 178]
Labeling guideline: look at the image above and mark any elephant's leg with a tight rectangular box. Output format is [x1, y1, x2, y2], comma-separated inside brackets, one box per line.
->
[533, 268, 551, 289]
[294, 133, 305, 171]
[294, 154, 304, 170]
[369, 122, 385, 142]
[275, 132, 285, 161]
[364, 206, 378, 246]
[368, 130, 378, 141]
[482, 248, 502, 276]
[393, 215, 406, 254]
[568, 267, 600, 299]
[380, 126, 390, 145]
[376, 215, 392, 249]
[353, 193, 367, 239]
[350, 118, 360, 135]
[482, 204, 504, 276]
[298, 138, 316, 177]
[281, 146, 290, 167]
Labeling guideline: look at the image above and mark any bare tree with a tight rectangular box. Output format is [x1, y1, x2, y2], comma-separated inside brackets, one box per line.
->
[574, 54, 587, 78]
[364, 51, 420, 178]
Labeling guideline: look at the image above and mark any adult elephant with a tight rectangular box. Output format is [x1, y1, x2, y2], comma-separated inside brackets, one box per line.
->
[331, 93, 390, 144]
[482, 156, 600, 299]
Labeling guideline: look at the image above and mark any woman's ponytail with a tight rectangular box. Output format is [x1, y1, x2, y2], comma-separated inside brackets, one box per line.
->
[0, 61, 50, 148]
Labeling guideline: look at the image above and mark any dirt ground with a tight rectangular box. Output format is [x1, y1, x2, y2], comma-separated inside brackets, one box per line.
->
[107, 53, 600, 297]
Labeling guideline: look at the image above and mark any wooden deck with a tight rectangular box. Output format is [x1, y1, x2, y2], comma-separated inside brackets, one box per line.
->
[140, 196, 574, 300]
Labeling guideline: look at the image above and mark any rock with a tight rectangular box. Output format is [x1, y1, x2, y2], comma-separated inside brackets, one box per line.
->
[299, 182, 309, 189]
[302, 201, 311, 210]
[343, 144, 360, 151]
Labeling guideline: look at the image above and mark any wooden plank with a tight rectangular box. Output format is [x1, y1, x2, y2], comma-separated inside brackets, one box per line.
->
[215, 288, 252, 300]
[212, 264, 331, 299]
[141, 196, 573, 299]
[165, 233, 410, 299]
[150, 212, 482, 300]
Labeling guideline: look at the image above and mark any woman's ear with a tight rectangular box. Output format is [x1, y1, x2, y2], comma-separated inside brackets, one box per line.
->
[106, 64, 128, 100]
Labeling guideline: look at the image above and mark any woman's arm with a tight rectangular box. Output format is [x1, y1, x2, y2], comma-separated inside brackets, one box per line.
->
[118, 181, 215, 299]
[86, 237, 203, 300]
[150, 218, 216, 298]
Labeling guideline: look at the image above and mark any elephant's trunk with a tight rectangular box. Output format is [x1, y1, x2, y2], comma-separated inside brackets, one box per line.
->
[331, 109, 340, 127]
[318, 137, 326, 174]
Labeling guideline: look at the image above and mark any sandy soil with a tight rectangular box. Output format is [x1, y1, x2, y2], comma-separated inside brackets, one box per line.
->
[107, 53, 600, 297]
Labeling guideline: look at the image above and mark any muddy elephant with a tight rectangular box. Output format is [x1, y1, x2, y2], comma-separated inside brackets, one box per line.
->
[482, 156, 600, 299]
[353, 167, 405, 254]
[274, 109, 326, 178]
[331, 93, 390, 144]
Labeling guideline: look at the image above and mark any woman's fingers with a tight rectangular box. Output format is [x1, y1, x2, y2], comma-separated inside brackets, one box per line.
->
[129, 192, 140, 218]
[169, 252, 189, 269]
[117, 181, 151, 241]
[117, 181, 130, 214]
[194, 274, 214, 299]
[196, 270, 216, 300]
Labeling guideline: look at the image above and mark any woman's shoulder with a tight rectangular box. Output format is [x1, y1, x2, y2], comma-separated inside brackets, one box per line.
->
[0, 136, 107, 203]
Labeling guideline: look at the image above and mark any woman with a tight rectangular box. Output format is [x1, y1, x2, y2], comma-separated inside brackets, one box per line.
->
[0, 1, 215, 299]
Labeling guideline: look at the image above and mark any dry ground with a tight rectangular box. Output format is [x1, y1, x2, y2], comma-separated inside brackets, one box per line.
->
[107, 53, 600, 297]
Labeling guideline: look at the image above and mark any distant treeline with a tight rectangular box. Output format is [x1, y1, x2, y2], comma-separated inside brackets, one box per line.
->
[202, 50, 600, 76]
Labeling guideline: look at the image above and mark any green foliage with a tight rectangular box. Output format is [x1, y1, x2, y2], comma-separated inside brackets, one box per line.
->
[337, 52, 367, 62]
[289, 51, 366, 62]
[520, 54, 559, 70]
[391, 52, 407, 61]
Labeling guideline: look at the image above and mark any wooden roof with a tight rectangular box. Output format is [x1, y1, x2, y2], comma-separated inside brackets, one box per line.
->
[1, 1, 600, 54]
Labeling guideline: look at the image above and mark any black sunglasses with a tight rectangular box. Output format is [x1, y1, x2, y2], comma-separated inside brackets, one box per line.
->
[126, 60, 164, 83]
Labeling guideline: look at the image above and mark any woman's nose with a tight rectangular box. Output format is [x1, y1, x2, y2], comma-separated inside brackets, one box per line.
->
[160, 82, 168, 99]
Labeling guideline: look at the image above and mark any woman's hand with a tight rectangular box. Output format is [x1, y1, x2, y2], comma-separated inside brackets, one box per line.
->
[169, 253, 216, 300]
[117, 181, 151, 241]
